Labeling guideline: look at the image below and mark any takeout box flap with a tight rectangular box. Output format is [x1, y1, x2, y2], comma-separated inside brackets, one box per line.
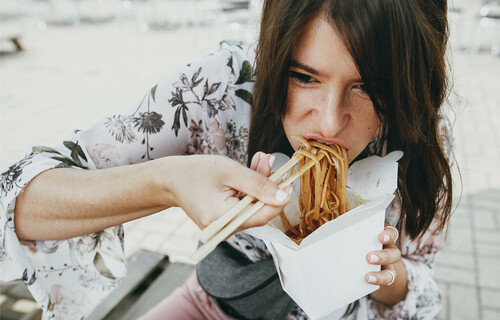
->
[266, 242, 313, 312]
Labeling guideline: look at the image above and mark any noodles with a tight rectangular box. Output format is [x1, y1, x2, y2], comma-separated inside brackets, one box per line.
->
[281, 136, 348, 244]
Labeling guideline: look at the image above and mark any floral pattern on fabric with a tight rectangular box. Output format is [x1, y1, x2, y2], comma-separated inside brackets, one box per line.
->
[0, 41, 255, 319]
[0, 39, 453, 320]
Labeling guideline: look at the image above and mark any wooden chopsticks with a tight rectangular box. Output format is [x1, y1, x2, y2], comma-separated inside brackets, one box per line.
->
[191, 153, 324, 263]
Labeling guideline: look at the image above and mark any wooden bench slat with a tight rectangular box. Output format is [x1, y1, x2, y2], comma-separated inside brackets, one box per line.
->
[87, 250, 167, 320]
[119, 262, 195, 320]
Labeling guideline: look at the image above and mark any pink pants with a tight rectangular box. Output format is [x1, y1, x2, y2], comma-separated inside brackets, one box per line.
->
[139, 273, 232, 320]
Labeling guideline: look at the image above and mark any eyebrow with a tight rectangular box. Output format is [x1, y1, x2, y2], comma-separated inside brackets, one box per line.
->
[290, 59, 364, 83]
[290, 59, 326, 78]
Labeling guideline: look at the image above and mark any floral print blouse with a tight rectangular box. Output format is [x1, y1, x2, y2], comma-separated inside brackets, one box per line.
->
[0, 41, 453, 320]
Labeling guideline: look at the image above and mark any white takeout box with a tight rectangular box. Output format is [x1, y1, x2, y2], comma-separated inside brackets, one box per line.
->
[245, 151, 403, 320]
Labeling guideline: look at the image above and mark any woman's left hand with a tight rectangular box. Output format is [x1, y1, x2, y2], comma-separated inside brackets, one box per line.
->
[365, 225, 401, 286]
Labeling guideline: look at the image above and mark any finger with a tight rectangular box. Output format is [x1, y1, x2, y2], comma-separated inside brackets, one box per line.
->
[256, 153, 274, 177]
[225, 162, 291, 207]
[250, 152, 264, 171]
[238, 186, 293, 230]
[380, 225, 399, 244]
[366, 267, 396, 286]
[366, 245, 401, 265]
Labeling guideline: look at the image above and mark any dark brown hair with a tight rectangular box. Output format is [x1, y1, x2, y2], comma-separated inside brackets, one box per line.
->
[248, 0, 453, 240]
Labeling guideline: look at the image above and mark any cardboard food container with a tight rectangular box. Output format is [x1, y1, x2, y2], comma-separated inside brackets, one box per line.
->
[245, 151, 403, 320]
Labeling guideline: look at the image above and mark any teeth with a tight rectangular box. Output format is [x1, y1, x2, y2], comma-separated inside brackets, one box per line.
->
[310, 139, 333, 146]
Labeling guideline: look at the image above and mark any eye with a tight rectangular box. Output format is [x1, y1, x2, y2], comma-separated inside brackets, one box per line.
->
[289, 71, 318, 86]
[353, 84, 368, 96]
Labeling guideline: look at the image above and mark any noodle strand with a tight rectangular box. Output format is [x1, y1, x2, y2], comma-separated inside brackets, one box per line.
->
[281, 136, 348, 244]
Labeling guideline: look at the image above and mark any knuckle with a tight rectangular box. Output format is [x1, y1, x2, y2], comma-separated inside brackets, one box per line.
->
[377, 250, 388, 260]
[395, 249, 402, 259]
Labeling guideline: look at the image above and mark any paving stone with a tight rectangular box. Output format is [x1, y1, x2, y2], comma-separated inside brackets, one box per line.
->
[481, 189, 500, 199]
[483, 309, 500, 320]
[470, 194, 500, 208]
[495, 212, 500, 231]
[475, 230, 500, 244]
[480, 288, 500, 309]
[136, 233, 167, 254]
[448, 213, 471, 228]
[160, 234, 198, 255]
[451, 205, 470, 218]
[449, 284, 479, 320]
[435, 251, 475, 269]
[435, 280, 449, 320]
[472, 209, 497, 231]
[445, 225, 474, 252]
[131, 214, 178, 235]
[434, 265, 477, 285]
[477, 243, 500, 257]
[464, 174, 494, 195]
[123, 233, 143, 259]
[160, 235, 198, 264]
[478, 257, 500, 289]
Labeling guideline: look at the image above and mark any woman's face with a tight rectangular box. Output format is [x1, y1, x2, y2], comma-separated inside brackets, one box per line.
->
[283, 16, 380, 163]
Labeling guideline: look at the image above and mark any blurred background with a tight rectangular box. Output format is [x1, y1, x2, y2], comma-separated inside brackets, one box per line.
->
[1, 0, 499, 319]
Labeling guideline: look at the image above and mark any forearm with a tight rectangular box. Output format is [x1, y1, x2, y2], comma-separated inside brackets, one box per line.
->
[369, 259, 408, 306]
[14, 159, 175, 241]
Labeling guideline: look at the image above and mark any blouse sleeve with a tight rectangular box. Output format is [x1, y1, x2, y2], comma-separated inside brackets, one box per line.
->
[358, 117, 455, 320]
[0, 44, 238, 318]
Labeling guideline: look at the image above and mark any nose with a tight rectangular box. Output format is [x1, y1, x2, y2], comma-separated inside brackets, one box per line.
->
[316, 88, 349, 138]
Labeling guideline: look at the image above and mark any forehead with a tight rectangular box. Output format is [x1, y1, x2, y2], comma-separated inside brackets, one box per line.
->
[291, 16, 360, 79]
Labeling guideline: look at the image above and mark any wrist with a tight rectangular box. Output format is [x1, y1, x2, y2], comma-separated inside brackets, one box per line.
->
[146, 157, 180, 209]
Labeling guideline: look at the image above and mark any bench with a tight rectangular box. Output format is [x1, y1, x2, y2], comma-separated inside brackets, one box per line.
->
[0, 250, 194, 320]
[88, 250, 195, 320]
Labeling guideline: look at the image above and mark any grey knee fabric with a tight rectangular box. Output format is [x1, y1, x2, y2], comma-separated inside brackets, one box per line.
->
[197, 242, 294, 320]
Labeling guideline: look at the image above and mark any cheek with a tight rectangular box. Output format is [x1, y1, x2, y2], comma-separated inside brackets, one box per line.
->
[349, 98, 380, 135]
[286, 84, 316, 119]
[283, 86, 307, 150]
[366, 109, 381, 139]
[286, 85, 301, 118]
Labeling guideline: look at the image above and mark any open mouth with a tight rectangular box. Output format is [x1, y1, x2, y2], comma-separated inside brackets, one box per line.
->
[304, 135, 349, 151]
[302, 134, 350, 161]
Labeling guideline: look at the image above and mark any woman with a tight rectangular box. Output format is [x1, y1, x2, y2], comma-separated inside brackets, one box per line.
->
[0, 0, 453, 319]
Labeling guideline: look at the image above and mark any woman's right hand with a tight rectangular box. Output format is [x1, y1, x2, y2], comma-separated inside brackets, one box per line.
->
[162, 154, 291, 231]
[14, 153, 288, 241]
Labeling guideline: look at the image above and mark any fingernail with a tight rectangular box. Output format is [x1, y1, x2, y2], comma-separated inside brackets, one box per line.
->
[260, 153, 265, 160]
[275, 189, 288, 203]
[369, 254, 379, 263]
[368, 275, 377, 283]
[288, 186, 293, 194]
[269, 155, 276, 168]
[383, 234, 390, 243]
